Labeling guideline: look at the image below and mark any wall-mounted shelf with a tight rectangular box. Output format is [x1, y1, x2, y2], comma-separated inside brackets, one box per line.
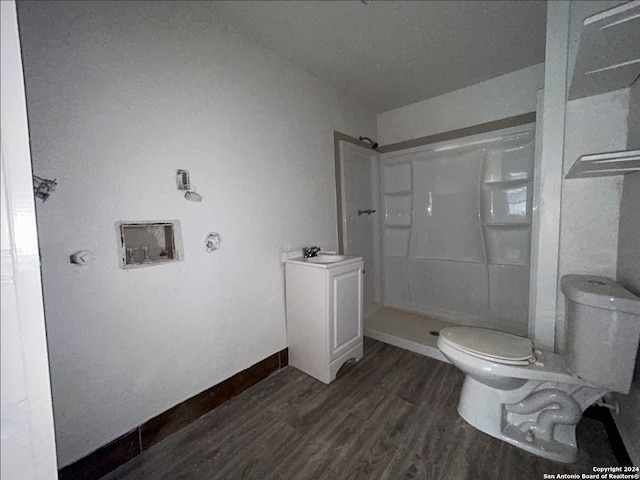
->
[565, 150, 640, 179]
[568, 1, 640, 101]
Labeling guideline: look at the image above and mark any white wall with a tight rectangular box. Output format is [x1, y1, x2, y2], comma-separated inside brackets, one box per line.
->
[615, 170, 640, 467]
[377, 63, 544, 145]
[618, 83, 640, 293]
[551, 0, 636, 464]
[528, 1, 570, 351]
[554, 0, 630, 352]
[17, 1, 375, 467]
[615, 81, 640, 468]
[0, 2, 58, 478]
[629, 81, 640, 151]
[555, 89, 628, 350]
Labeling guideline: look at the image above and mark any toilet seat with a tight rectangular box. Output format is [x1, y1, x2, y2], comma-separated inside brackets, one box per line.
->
[439, 326, 535, 366]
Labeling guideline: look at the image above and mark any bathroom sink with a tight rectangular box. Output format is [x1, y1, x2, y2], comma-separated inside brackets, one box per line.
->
[285, 254, 361, 269]
[305, 255, 348, 264]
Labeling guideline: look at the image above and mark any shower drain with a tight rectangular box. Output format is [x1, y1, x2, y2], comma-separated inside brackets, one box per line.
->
[429, 330, 440, 337]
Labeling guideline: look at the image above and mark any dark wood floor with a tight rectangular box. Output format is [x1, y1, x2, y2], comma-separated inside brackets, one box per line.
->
[102, 338, 618, 480]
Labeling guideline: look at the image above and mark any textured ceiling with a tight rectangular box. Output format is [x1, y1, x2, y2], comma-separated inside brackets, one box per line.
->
[209, 1, 547, 113]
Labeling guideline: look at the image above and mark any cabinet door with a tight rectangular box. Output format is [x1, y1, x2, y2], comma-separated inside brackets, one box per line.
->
[329, 265, 363, 361]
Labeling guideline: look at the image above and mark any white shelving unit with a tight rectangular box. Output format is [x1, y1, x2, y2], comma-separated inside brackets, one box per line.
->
[480, 142, 534, 268]
[566, 149, 640, 179]
[565, 1, 640, 180]
[568, 1, 640, 101]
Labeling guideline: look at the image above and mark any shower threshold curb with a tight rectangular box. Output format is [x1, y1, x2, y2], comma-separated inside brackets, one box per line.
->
[364, 328, 450, 363]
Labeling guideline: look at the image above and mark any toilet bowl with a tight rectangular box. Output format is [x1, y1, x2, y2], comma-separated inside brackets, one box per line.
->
[437, 275, 640, 463]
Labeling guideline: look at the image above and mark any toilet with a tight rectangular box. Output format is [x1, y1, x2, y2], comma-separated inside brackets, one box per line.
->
[437, 274, 640, 463]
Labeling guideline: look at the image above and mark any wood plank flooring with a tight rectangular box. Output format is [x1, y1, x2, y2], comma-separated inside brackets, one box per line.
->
[102, 338, 619, 480]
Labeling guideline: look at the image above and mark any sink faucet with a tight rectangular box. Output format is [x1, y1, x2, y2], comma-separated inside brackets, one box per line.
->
[302, 246, 321, 258]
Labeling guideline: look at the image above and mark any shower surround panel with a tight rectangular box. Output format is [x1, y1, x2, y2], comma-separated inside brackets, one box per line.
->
[381, 125, 535, 335]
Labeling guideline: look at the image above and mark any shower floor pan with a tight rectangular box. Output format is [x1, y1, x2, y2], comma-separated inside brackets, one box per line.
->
[364, 307, 455, 363]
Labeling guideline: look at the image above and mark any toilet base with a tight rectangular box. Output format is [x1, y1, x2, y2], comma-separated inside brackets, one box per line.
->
[458, 376, 606, 463]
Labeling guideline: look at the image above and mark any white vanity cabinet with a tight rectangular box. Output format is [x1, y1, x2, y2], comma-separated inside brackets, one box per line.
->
[285, 255, 364, 384]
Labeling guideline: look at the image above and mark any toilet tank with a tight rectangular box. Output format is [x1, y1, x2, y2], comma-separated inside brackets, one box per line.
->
[561, 275, 640, 394]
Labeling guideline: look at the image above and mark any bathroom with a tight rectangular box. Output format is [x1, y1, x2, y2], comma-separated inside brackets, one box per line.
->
[2, 0, 639, 478]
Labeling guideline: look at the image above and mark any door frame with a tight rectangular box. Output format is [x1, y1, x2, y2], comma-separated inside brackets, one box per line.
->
[1, 1, 58, 477]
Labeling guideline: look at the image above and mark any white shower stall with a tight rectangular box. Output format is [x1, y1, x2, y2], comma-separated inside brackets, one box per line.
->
[340, 123, 536, 347]
[381, 124, 535, 335]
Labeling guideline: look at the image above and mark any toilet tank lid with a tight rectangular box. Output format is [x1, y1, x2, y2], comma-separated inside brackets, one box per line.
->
[561, 275, 640, 315]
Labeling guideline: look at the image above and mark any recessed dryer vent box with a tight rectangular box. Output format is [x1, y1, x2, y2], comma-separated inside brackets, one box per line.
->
[116, 220, 183, 269]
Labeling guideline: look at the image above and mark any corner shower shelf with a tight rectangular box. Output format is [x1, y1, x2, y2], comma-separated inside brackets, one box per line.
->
[565, 150, 640, 179]
[481, 180, 532, 226]
[482, 224, 531, 267]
